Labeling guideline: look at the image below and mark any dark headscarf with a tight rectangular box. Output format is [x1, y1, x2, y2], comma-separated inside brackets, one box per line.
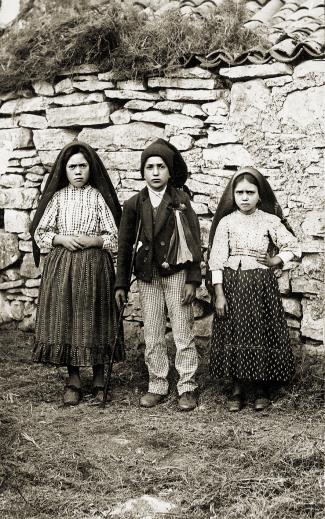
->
[206, 167, 295, 294]
[30, 141, 121, 267]
[140, 138, 188, 188]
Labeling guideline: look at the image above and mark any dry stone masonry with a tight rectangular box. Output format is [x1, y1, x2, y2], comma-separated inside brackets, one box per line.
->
[0, 61, 324, 352]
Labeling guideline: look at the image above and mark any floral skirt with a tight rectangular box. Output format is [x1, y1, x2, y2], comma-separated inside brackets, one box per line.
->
[32, 247, 124, 367]
[209, 268, 295, 383]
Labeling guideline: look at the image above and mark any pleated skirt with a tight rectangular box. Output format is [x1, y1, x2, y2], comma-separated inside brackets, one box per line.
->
[210, 268, 295, 383]
[32, 247, 124, 367]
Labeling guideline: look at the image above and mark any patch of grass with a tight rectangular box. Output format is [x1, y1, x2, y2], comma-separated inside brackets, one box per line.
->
[0, 331, 324, 519]
[110, 1, 266, 79]
[0, 3, 125, 92]
[0, 0, 268, 92]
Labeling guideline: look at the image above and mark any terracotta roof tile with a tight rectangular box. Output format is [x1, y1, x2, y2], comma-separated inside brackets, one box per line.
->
[178, 0, 325, 67]
[127, 0, 324, 67]
[246, 0, 270, 13]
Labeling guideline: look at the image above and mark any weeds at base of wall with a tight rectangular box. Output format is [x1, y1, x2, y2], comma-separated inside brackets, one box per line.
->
[0, 0, 269, 93]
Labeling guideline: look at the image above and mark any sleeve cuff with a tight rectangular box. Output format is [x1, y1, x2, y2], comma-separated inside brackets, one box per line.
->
[38, 232, 56, 248]
[102, 235, 118, 252]
[278, 251, 294, 265]
[212, 270, 223, 284]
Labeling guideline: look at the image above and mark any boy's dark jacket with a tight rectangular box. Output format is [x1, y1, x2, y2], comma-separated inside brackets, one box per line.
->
[115, 185, 202, 290]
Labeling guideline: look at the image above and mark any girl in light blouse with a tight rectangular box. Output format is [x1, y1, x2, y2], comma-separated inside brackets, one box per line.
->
[30, 142, 123, 406]
[207, 167, 301, 412]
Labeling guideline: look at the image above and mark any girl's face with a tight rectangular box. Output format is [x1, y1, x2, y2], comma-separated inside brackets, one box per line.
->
[234, 178, 259, 214]
[143, 156, 170, 192]
[66, 152, 90, 188]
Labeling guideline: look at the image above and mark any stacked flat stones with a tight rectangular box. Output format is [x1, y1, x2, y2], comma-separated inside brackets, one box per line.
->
[0, 60, 324, 352]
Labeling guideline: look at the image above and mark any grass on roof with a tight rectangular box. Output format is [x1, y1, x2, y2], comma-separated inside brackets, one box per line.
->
[0, 0, 268, 93]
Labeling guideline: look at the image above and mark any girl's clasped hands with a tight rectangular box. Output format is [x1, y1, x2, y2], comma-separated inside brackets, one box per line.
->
[53, 234, 103, 251]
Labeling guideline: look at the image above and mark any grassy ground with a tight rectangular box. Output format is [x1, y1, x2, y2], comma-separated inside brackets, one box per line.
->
[0, 330, 324, 519]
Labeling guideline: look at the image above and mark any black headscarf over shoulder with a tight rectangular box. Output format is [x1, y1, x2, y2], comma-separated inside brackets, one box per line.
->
[206, 166, 295, 294]
[30, 141, 122, 267]
[208, 167, 294, 247]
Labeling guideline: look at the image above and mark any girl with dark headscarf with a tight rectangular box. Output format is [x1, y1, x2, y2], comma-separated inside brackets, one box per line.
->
[207, 167, 300, 412]
[30, 141, 123, 406]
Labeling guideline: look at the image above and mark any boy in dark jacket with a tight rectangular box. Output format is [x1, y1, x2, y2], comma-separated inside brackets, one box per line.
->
[115, 139, 201, 411]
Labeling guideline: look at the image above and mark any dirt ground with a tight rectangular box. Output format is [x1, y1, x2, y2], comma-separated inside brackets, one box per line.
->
[0, 330, 324, 519]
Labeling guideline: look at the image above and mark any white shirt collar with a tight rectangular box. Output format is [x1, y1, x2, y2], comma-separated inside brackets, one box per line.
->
[147, 185, 167, 208]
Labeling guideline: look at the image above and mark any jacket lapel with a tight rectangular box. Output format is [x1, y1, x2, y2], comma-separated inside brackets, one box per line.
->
[140, 188, 153, 242]
[154, 189, 173, 237]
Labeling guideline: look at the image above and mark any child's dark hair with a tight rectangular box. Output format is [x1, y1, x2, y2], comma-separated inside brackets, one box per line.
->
[233, 172, 260, 192]
[58, 144, 93, 188]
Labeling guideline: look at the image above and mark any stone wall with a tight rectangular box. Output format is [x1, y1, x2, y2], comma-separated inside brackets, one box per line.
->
[0, 60, 324, 350]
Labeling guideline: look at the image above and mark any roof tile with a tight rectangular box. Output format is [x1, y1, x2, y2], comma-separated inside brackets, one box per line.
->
[130, 0, 325, 67]
[180, 0, 325, 68]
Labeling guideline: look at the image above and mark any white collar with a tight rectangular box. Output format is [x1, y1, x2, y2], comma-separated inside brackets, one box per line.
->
[147, 185, 167, 208]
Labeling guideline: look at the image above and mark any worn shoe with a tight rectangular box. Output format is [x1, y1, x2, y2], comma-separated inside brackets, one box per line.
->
[63, 385, 81, 406]
[92, 386, 111, 404]
[140, 392, 165, 408]
[254, 396, 270, 411]
[254, 386, 270, 411]
[178, 391, 197, 411]
[227, 395, 243, 412]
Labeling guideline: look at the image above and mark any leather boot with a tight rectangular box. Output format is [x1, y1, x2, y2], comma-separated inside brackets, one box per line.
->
[254, 385, 270, 411]
[63, 385, 81, 406]
[140, 392, 165, 408]
[178, 391, 197, 411]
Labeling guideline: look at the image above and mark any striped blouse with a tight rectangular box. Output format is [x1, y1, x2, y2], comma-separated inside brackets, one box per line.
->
[34, 184, 118, 252]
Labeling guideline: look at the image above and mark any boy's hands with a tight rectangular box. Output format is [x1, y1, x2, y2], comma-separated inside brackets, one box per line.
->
[181, 284, 196, 305]
[257, 253, 283, 267]
[115, 289, 127, 310]
[53, 235, 103, 250]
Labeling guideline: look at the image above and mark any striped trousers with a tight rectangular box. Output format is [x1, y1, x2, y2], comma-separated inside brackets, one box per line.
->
[138, 269, 198, 396]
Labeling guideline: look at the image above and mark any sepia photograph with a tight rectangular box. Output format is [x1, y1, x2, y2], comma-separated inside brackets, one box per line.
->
[0, 1, 324, 518]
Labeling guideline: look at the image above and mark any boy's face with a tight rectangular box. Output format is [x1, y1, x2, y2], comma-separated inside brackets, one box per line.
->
[143, 156, 170, 191]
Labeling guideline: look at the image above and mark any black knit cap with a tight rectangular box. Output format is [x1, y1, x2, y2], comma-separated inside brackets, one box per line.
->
[140, 138, 188, 188]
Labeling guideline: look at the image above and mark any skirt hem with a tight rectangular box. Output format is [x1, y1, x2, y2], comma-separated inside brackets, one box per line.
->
[32, 341, 125, 367]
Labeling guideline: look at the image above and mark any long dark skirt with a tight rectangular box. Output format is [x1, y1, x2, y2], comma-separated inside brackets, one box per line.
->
[32, 246, 124, 367]
[210, 268, 295, 383]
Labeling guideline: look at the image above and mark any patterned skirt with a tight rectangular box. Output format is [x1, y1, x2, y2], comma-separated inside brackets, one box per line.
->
[33, 247, 124, 367]
[210, 268, 295, 383]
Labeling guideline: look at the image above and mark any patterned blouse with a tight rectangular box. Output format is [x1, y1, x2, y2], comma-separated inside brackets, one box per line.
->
[209, 209, 301, 284]
[34, 184, 118, 252]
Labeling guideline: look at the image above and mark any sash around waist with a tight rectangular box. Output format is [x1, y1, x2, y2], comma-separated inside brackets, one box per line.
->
[230, 247, 262, 258]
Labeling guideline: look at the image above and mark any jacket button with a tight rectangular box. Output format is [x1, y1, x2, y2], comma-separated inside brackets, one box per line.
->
[160, 241, 165, 246]
[145, 245, 150, 250]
